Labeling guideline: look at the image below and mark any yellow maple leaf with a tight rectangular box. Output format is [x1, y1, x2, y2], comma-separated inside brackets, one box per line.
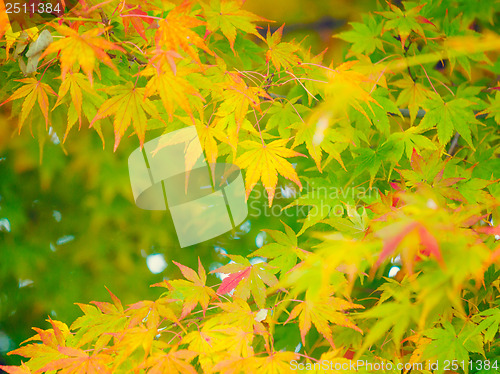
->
[142, 65, 204, 122]
[284, 291, 364, 348]
[254, 351, 299, 374]
[90, 83, 162, 151]
[324, 60, 378, 119]
[41, 26, 124, 84]
[266, 24, 301, 70]
[196, 121, 227, 165]
[236, 139, 305, 206]
[214, 72, 270, 149]
[53, 72, 97, 141]
[137, 345, 197, 374]
[1, 78, 56, 131]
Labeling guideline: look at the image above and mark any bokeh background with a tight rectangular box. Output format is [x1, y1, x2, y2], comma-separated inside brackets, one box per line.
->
[0, 0, 445, 366]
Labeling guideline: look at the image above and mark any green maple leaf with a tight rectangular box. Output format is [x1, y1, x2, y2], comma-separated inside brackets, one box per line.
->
[378, 2, 430, 48]
[423, 320, 484, 374]
[357, 285, 418, 356]
[353, 141, 401, 188]
[473, 307, 500, 343]
[386, 125, 437, 161]
[202, 0, 265, 53]
[249, 222, 309, 278]
[266, 98, 309, 139]
[323, 204, 369, 239]
[282, 177, 343, 235]
[480, 89, 500, 125]
[419, 94, 479, 147]
[394, 77, 434, 124]
[336, 14, 383, 55]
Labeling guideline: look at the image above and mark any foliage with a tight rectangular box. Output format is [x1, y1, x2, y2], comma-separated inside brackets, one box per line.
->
[1, 0, 500, 373]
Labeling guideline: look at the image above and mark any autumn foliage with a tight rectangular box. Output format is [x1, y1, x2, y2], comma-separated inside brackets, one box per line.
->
[1, 0, 500, 373]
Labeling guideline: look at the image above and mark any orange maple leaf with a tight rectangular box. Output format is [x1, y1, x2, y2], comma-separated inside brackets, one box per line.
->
[41, 26, 125, 84]
[236, 139, 305, 206]
[38, 346, 113, 374]
[1, 78, 56, 131]
[0, 363, 32, 374]
[374, 220, 445, 274]
[0, 0, 8, 41]
[121, 5, 154, 42]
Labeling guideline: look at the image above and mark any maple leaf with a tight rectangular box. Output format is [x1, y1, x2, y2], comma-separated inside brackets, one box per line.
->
[41, 26, 124, 84]
[318, 60, 379, 123]
[52, 72, 98, 141]
[110, 326, 161, 369]
[419, 94, 480, 147]
[479, 88, 500, 124]
[236, 139, 305, 206]
[69, 302, 128, 348]
[182, 318, 254, 371]
[212, 299, 268, 336]
[142, 65, 204, 122]
[202, 0, 265, 53]
[137, 345, 197, 374]
[374, 220, 444, 274]
[121, 5, 154, 42]
[394, 77, 433, 124]
[254, 351, 299, 374]
[38, 346, 113, 373]
[284, 290, 363, 347]
[212, 254, 278, 308]
[0, 78, 56, 131]
[397, 149, 466, 202]
[291, 115, 350, 172]
[386, 125, 437, 161]
[336, 13, 384, 55]
[357, 280, 419, 356]
[0, 363, 32, 374]
[353, 140, 401, 189]
[250, 222, 310, 278]
[154, 2, 213, 65]
[0, 1, 8, 41]
[422, 320, 484, 372]
[266, 25, 301, 70]
[474, 307, 500, 343]
[215, 71, 269, 146]
[90, 83, 163, 150]
[378, 2, 429, 49]
[153, 259, 216, 319]
[196, 121, 227, 164]
[126, 298, 184, 331]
